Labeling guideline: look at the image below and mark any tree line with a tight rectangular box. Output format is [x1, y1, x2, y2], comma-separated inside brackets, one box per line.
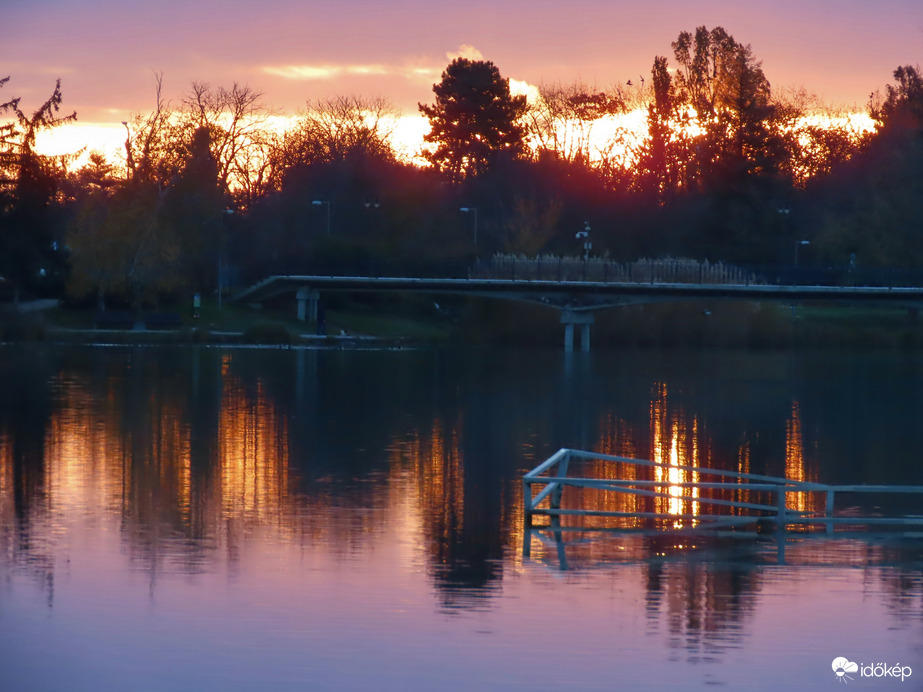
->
[1, 26, 922, 311]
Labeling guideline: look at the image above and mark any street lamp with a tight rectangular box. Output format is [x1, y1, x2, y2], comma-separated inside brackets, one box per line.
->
[312, 200, 331, 235]
[575, 221, 591, 261]
[120, 120, 133, 179]
[460, 207, 478, 244]
[794, 239, 810, 266]
[218, 209, 234, 310]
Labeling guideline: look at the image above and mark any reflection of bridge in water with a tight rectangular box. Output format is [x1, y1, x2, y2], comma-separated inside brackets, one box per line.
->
[234, 273, 923, 351]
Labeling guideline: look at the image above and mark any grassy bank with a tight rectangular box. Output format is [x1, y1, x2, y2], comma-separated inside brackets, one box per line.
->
[4, 297, 923, 349]
[452, 299, 923, 349]
[1, 293, 455, 346]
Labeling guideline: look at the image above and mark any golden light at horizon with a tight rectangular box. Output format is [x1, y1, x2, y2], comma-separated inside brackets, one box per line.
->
[29, 103, 877, 179]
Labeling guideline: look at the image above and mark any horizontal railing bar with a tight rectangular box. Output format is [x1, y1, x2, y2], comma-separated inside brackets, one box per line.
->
[531, 509, 923, 525]
[531, 477, 805, 492]
[527, 525, 923, 539]
[818, 485, 923, 493]
[528, 475, 923, 498]
[535, 508, 716, 520]
[563, 449, 820, 488]
[791, 516, 923, 525]
[541, 482, 781, 512]
[528, 518, 760, 533]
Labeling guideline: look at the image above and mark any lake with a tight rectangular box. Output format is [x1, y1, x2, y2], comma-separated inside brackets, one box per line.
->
[2, 345, 922, 691]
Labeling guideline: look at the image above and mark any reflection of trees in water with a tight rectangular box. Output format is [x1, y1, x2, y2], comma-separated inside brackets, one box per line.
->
[0, 349, 57, 607]
[0, 349, 382, 597]
[389, 418, 509, 612]
[872, 548, 923, 629]
[642, 541, 761, 661]
[3, 349, 482, 602]
[1, 346, 918, 622]
[581, 384, 819, 527]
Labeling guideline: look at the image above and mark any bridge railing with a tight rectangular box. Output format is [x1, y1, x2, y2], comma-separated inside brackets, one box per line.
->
[523, 448, 923, 540]
[470, 254, 923, 288]
[470, 255, 761, 284]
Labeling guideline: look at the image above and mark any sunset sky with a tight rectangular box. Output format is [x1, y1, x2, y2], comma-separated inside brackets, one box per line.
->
[5, 0, 922, 158]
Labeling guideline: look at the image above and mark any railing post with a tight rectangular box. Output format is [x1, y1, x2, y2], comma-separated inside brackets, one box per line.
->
[523, 477, 533, 558]
[825, 489, 835, 534]
[776, 487, 787, 529]
[551, 453, 570, 511]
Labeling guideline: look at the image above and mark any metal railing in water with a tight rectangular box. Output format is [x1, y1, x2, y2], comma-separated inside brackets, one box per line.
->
[523, 449, 923, 541]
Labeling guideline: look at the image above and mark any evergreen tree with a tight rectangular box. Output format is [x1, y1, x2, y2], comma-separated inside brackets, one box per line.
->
[0, 78, 76, 301]
[419, 59, 528, 182]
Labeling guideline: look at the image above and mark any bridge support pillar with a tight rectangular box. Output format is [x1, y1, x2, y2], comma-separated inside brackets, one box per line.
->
[296, 287, 319, 322]
[561, 310, 594, 352]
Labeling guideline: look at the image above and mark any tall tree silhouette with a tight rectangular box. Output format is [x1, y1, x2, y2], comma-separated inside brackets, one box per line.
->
[672, 26, 777, 186]
[871, 65, 923, 131]
[815, 65, 923, 267]
[0, 78, 76, 302]
[162, 125, 224, 291]
[637, 56, 689, 199]
[419, 58, 527, 181]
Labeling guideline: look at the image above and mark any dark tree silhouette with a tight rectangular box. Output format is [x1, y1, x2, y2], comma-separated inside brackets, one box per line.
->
[813, 66, 923, 267]
[672, 26, 778, 185]
[162, 125, 224, 291]
[636, 56, 689, 199]
[0, 77, 76, 302]
[271, 94, 397, 187]
[871, 64, 923, 131]
[419, 58, 528, 181]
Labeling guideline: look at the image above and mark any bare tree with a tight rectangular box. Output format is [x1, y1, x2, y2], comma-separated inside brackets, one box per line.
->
[270, 94, 398, 185]
[180, 81, 272, 205]
[527, 82, 628, 164]
[124, 72, 178, 188]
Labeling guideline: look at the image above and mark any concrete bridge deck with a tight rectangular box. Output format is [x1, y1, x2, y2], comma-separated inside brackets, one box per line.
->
[232, 274, 923, 350]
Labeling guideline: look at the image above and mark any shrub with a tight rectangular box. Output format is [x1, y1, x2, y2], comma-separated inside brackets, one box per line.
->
[242, 322, 292, 345]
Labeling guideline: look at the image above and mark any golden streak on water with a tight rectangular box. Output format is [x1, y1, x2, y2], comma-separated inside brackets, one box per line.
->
[785, 400, 816, 514]
[386, 417, 466, 563]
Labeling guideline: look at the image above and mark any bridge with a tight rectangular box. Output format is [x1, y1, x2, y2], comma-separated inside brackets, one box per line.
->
[232, 274, 923, 351]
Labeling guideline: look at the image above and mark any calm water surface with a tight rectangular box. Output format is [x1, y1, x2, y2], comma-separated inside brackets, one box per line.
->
[2, 345, 923, 691]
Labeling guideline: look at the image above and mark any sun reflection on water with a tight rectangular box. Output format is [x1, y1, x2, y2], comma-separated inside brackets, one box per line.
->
[785, 400, 817, 515]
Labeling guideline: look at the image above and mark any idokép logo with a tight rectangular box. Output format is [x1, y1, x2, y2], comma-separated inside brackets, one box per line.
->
[832, 658, 859, 683]
[832, 657, 912, 684]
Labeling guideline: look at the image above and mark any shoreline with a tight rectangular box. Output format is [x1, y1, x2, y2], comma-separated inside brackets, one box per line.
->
[26, 326, 418, 349]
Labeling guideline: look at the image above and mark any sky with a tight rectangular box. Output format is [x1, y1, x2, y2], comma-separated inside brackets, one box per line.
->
[4, 0, 922, 159]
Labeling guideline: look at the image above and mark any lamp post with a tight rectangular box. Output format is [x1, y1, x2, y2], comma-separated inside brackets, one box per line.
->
[460, 207, 478, 245]
[120, 120, 133, 179]
[576, 221, 591, 261]
[218, 209, 234, 310]
[312, 200, 331, 235]
[794, 240, 810, 266]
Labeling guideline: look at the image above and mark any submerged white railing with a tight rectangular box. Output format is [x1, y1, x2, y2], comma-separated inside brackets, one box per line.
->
[523, 449, 923, 539]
